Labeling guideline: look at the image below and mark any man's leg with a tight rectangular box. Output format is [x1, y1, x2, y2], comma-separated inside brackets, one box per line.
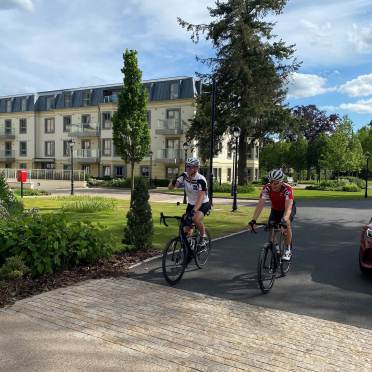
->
[193, 211, 205, 236]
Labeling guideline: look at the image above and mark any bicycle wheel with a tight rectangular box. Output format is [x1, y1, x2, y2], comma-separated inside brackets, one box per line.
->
[280, 239, 292, 276]
[194, 229, 212, 268]
[162, 237, 188, 286]
[257, 244, 276, 294]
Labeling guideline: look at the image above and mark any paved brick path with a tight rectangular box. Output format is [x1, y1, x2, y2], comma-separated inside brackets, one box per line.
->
[2, 278, 372, 371]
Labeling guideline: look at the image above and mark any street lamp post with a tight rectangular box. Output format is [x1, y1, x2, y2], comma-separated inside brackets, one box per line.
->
[231, 143, 236, 196]
[149, 150, 153, 188]
[365, 151, 370, 198]
[183, 141, 189, 204]
[69, 139, 75, 195]
[232, 127, 241, 211]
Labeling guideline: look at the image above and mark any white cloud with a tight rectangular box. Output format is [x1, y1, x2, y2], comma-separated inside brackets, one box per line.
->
[287, 73, 336, 99]
[339, 73, 372, 97]
[348, 24, 372, 54]
[339, 98, 372, 114]
[0, 0, 34, 12]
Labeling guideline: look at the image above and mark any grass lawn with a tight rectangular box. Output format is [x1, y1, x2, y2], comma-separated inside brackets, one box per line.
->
[155, 187, 366, 200]
[23, 196, 267, 251]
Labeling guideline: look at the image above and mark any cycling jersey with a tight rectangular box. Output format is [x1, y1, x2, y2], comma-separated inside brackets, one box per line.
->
[176, 172, 209, 205]
[260, 182, 294, 211]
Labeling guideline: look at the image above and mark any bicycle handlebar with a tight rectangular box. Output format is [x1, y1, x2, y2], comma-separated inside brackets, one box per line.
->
[160, 212, 182, 227]
[250, 222, 287, 234]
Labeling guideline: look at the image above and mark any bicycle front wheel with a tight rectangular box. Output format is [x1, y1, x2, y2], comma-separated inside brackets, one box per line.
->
[162, 237, 187, 286]
[280, 240, 292, 276]
[194, 229, 212, 268]
[257, 245, 276, 294]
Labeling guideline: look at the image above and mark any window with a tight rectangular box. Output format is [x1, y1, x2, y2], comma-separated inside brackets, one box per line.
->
[114, 166, 124, 178]
[166, 167, 179, 178]
[81, 139, 91, 149]
[82, 91, 91, 106]
[227, 168, 232, 182]
[45, 141, 55, 156]
[6, 99, 12, 112]
[19, 141, 27, 156]
[166, 138, 180, 149]
[82, 114, 91, 128]
[113, 144, 120, 157]
[21, 97, 27, 112]
[45, 118, 55, 133]
[102, 139, 112, 156]
[227, 143, 232, 159]
[63, 164, 71, 171]
[64, 92, 72, 107]
[63, 116, 71, 132]
[141, 166, 150, 177]
[103, 165, 111, 177]
[102, 112, 112, 129]
[5, 142, 12, 156]
[112, 92, 118, 103]
[255, 168, 258, 180]
[166, 108, 181, 123]
[255, 145, 259, 159]
[5, 120, 12, 134]
[247, 145, 252, 159]
[46, 96, 54, 110]
[63, 140, 70, 156]
[146, 110, 151, 127]
[170, 82, 179, 99]
[82, 165, 91, 174]
[20, 163, 27, 169]
[19, 118, 27, 134]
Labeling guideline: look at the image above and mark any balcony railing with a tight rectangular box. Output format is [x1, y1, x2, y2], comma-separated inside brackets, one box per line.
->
[0, 168, 85, 181]
[74, 149, 99, 163]
[69, 124, 99, 137]
[156, 148, 183, 163]
[0, 150, 15, 161]
[155, 119, 187, 135]
[0, 128, 16, 139]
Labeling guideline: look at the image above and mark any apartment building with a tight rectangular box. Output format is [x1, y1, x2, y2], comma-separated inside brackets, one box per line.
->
[0, 76, 259, 182]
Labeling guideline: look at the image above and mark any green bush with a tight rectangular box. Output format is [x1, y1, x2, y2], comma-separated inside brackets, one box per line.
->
[13, 189, 50, 197]
[213, 182, 256, 193]
[342, 183, 360, 192]
[153, 178, 170, 187]
[305, 180, 361, 192]
[60, 196, 117, 213]
[124, 177, 153, 250]
[0, 213, 113, 276]
[0, 172, 23, 216]
[0, 256, 29, 281]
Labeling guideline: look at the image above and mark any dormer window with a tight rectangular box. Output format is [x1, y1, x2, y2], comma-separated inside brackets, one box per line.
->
[6, 99, 12, 112]
[83, 91, 91, 106]
[21, 97, 27, 112]
[46, 96, 54, 110]
[64, 92, 72, 107]
[170, 82, 179, 99]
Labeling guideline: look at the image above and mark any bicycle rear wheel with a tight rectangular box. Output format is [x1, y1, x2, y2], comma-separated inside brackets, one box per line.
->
[194, 229, 212, 268]
[162, 237, 187, 286]
[257, 245, 276, 294]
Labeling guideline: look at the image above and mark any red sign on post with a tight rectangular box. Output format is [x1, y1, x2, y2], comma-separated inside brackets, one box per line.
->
[16, 170, 27, 183]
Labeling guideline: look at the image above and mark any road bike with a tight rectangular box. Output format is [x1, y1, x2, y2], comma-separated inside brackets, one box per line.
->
[251, 222, 293, 294]
[160, 212, 212, 285]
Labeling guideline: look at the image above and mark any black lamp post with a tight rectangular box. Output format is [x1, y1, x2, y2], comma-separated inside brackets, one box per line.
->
[69, 139, 75, 195]
[182, 141, 189, 204]
[365, 151, 370, 199]
[149, 150, 153, 187]
[209, 79, 216, 206]
[230, 143, 236, 196]
[232, 127, 240, 211]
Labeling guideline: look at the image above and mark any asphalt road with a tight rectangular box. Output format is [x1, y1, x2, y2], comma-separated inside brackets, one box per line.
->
[131, 199, 372, 330]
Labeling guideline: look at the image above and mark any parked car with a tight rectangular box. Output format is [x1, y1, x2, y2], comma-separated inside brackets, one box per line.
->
[359, 219, 372, 274]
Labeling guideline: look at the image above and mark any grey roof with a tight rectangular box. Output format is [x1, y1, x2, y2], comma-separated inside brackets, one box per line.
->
[0, 77, 199, 114]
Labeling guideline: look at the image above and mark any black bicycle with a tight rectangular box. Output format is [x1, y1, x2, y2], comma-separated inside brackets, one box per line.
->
[251, 222, 293, 294]
[160, 212, 212, 285]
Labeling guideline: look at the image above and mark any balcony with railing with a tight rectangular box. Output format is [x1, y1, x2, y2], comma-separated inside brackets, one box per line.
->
[155, 119, 187, 135]
[0, 150, 15, 161]
[69, 124, 99, 137]
[156, 148, 183, 163]
[0, 128, 16, 140]
[74, 149, 99, 163]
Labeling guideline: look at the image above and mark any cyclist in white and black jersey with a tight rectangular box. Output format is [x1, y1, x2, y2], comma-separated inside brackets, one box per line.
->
[168, 157, 211, 247]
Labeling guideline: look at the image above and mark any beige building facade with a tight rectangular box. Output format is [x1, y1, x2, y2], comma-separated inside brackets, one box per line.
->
[0, 77, 259, 183]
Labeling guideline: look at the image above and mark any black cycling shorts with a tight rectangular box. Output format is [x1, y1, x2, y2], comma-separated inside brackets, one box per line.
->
[186, 202, 211, 216]
[268, 201, 296, 224]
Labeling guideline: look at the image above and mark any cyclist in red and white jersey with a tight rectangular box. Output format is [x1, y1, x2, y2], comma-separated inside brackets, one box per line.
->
[248, 169, 296, 260]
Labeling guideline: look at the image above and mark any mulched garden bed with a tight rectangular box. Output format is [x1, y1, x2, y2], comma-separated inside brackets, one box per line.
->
[0, 250, 159, 308]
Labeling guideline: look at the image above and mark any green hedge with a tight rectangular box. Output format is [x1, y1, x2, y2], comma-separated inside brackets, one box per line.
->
[0, 213, 113, 276]
[213, 182, 256, 193]
[305, 180, 361, 192]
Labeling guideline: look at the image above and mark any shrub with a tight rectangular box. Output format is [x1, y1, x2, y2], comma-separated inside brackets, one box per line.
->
[305, 180, 361, 192]
[12, 189, 49, 197]
[0, 256, 29, 281]
[0, 213, 113, 276]
[123, 177, 153, 250]
[153, 178, 170, 187]
[60, 196, 117, 213]
[0, 171, 23, 215]
[342, 183, 360, 192]
[213, 182, 256, 193]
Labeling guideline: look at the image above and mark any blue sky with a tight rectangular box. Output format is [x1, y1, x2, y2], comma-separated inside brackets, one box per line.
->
[1, 0, 372, 129]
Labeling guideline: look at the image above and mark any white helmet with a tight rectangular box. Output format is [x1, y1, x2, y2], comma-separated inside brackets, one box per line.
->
[185, 157, 200, 167]
[268, 169, 284, 182]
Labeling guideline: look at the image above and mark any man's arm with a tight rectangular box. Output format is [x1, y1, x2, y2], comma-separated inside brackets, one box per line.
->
[251, 198, 266, 222]
[168, 172, 187, 190]
[282, 199, 293, 222]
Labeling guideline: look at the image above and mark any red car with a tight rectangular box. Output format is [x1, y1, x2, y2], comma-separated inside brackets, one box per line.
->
[360, 220, 372, 274]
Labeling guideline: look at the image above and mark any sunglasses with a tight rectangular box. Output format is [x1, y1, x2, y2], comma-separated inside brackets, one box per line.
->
[270, 180, 281, 185]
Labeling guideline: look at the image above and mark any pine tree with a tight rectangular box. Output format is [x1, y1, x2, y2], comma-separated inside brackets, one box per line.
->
[123, 177, 153, 250]
[0, 171, 23, 215]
